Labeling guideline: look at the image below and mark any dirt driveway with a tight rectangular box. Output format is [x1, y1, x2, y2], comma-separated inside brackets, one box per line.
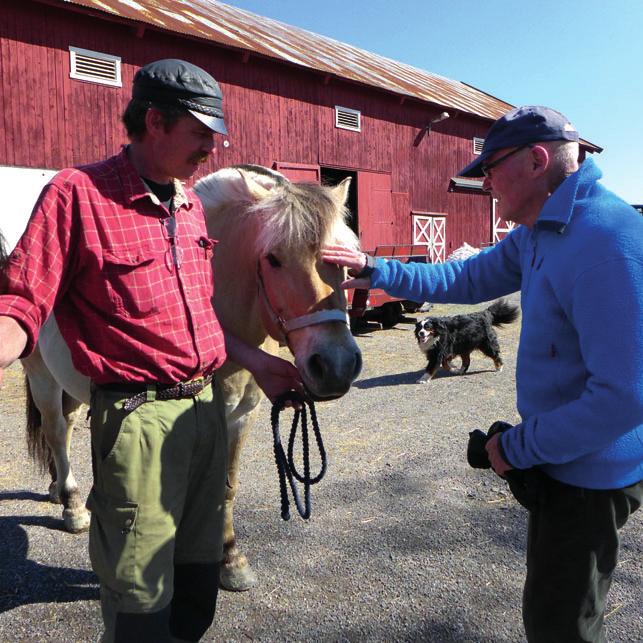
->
[0, 299, 641, 642]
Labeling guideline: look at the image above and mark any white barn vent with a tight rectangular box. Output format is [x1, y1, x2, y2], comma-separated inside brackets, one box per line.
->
[335, 106, 361, 132]
[69, 47, 122, 87]
[473, 137, 485, 155]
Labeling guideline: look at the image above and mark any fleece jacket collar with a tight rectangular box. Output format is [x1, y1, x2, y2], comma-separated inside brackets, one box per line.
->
[535, 157, 602, 233]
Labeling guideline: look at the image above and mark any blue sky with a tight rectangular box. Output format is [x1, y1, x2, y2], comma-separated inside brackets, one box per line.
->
[225, 0, 643, 203]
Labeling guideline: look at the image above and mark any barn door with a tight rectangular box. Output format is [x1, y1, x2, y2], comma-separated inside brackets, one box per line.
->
[413, 214, 446, 263]
[273, 162, 320, 183]
[492, 197, 516, 242]
[357, 171, 394, 251]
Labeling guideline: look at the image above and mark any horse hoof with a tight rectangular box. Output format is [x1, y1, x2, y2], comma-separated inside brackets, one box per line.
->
[63, 508, 91, 534]
[219, 563, 258, 592]
[48, 483, 61, 505]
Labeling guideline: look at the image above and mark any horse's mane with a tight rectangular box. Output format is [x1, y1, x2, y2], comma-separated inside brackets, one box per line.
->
[194, 164, 359, 255]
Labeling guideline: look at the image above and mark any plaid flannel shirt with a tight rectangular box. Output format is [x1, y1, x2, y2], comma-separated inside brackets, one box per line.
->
[0, 148, 226, 384]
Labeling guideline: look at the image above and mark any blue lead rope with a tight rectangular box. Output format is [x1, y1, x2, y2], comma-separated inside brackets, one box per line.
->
[270, 392, 327, 520]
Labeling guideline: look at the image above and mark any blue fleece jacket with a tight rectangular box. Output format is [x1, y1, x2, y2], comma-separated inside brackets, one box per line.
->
[371, 158, 643, 489]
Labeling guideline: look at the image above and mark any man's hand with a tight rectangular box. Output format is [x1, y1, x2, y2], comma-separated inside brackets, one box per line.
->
[252, 351, 304, 404]
[0, 316, 28, 387]
[321, 244, 367, 274]
[321, 244, 373, 290]
[485, 432, 513, 478]
[223, 331, 304, 406]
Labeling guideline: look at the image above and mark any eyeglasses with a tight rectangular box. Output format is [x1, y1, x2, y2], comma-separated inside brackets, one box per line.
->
[481, 144, 533, 177]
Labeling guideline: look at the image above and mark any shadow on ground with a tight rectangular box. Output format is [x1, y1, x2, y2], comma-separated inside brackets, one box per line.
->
[354, 368, 497, 389]
[0, 514, 98, 612]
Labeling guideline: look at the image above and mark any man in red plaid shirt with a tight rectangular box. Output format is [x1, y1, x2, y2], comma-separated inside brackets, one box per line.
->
[0, 59, 302, 642]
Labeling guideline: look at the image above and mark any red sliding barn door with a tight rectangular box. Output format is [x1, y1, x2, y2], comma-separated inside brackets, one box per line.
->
[357, 171, 394, 251]
[273, 162, 321, 183]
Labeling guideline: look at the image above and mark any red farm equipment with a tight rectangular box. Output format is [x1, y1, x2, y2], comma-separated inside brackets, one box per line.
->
[347, 244, 431, 329]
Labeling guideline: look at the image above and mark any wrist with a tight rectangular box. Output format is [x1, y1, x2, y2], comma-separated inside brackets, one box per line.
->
[486, 432, 513, 477]
[351, 253, 376, 278]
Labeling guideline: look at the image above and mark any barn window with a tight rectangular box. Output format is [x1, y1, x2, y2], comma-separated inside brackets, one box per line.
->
[335, 106, 361, 132]
[69, 47, 122, 87]
[473, 137, 485, 155]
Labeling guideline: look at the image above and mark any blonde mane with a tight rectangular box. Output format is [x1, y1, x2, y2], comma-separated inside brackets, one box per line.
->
[194, 165, 358, 256]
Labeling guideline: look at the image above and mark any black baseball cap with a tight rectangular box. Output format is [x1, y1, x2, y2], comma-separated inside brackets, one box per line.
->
[458, 106, 579, 177]
[133, 59, 227, 135]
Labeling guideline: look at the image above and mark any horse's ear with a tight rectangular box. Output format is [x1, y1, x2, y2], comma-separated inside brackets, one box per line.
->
[237, 169, 274, 202]
[331, 177, 351, 206]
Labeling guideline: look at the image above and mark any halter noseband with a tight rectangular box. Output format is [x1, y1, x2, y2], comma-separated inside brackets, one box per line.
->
[257, 261, 349, 344]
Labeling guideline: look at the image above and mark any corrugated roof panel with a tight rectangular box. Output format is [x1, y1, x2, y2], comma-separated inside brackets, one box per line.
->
[59, 0, 512, 119]
[57, 0, 600, 150]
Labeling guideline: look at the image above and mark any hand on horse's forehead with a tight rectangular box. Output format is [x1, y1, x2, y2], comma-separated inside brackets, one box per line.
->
[321, 244, 365, 270]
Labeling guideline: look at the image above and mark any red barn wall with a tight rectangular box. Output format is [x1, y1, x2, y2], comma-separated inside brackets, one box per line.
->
[1, 0, 493, 252]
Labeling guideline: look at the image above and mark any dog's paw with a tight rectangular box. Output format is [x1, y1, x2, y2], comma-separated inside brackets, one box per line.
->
[495, 364, 503, 372]
[416, 373, 432, 384]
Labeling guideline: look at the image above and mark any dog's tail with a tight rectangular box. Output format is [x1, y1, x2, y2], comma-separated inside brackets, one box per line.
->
[487, 299, 520, 326]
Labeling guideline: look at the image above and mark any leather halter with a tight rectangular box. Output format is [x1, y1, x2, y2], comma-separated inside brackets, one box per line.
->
[257, 261, 348, 345]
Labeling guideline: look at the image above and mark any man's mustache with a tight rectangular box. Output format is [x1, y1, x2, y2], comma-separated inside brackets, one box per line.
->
[190, 153, 210, 164]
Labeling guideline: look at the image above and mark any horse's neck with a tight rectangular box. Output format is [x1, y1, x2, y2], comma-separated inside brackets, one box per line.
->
[209, 218, 270, 349]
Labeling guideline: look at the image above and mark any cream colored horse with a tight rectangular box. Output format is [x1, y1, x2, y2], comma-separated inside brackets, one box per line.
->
[22, 165, 362, 591]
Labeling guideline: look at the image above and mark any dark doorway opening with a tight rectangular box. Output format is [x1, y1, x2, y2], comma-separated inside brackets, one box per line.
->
[321, 167, 358, 235]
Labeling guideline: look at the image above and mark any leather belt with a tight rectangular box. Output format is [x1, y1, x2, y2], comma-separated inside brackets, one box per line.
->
[98, 374, 214, 412]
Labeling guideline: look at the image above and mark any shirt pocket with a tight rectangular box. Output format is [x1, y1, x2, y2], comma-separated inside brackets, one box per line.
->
[102, 245, 164, 318]
[195, 237, 218, 299]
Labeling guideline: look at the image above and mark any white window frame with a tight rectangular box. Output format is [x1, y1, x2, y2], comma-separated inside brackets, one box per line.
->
[473, 137, 485, 155]
[69, 46, 122, 87]
[335, 106, 361, 132]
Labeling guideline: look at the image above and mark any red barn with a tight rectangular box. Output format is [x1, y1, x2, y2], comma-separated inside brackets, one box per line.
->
[1, 0, 600, 259]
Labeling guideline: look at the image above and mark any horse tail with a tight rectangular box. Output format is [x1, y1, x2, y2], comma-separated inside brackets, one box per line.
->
[488, 299, 520, 327]
[25, 376, 54, 475]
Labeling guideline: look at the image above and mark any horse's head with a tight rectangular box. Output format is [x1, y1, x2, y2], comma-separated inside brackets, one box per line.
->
[195, 165, 362, 400]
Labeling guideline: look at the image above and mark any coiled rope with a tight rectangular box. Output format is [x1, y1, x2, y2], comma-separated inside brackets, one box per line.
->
[270, 391, 327, 520]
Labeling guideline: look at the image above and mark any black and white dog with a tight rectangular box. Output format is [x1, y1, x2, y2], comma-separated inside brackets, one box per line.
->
[414, 299, 519, 383]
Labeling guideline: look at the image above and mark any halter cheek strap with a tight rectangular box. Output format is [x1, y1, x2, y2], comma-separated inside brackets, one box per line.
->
[257, 261, 348, 343]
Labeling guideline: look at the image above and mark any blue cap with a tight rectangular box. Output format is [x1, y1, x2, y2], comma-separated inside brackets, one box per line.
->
[133, 59, 227, 135]
[458, 106, 579, 177]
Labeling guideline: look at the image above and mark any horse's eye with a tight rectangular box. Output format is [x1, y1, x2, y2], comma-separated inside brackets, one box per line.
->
[266, 253, 281, 268]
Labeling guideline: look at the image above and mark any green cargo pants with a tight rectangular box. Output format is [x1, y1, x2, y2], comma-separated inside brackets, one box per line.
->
[87, 380, 227, 641]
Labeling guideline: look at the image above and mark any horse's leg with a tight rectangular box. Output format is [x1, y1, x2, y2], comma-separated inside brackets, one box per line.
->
[45, 395, 88, 533]
[22, 350, 90, 533]
[215, 371, 266, 592]
[59, 392, 90, 532]
[219, 415, 258, 592]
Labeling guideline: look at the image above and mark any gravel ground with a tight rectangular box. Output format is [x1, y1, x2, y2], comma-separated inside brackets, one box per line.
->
[0, 296, 641, 642]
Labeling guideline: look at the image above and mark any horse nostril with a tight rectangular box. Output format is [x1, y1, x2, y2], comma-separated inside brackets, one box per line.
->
[307, 353, 325, 380]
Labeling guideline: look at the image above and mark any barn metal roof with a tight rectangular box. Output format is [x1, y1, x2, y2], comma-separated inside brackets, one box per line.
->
[57, 0, 600, 150]
[60, 0, 514, 120]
